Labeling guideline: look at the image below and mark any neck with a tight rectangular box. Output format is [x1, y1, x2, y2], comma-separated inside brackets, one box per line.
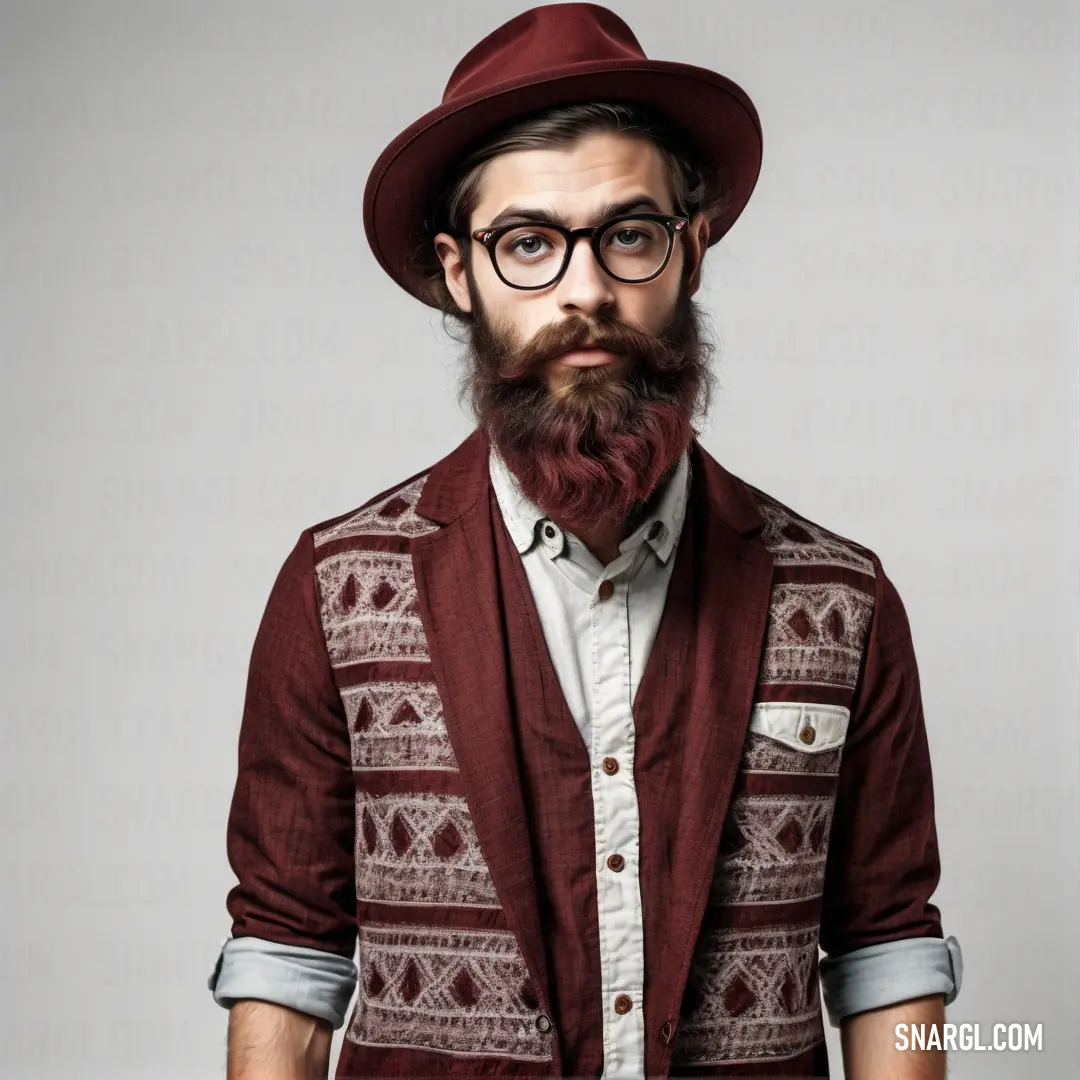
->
[541, 456, 678, 567]
[549, 514, 627, 568]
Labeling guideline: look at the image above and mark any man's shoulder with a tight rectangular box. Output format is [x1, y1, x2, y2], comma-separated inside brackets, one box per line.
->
[737, 476, 880, 582]
[306, 460, 443, 550]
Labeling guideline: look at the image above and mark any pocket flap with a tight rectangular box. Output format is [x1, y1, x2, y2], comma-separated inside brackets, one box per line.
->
[748, 702, 850, 753]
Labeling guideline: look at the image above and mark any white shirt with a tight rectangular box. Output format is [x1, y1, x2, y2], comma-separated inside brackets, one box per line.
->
[487, 444, 691, 1079]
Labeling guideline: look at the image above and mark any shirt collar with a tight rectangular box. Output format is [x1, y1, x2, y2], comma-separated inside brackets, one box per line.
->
[489, 444, 691, 565]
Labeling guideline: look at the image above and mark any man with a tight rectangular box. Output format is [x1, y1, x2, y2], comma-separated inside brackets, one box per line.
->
[208, 5, 962, 1078]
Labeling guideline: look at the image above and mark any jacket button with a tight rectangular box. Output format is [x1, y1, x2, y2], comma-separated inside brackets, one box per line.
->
[798, 725, 816, 745]
[602, 756, 619, 775]
[614, 994, 633, 1014]
[535, 1013, 552, 1033]
[661, 1020, 675, 1042]
[607, 853, 625, 872]
[597, 579, 615, 600]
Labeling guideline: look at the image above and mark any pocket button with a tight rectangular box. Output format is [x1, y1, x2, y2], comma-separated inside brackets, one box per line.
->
[798, 725, 816, 745]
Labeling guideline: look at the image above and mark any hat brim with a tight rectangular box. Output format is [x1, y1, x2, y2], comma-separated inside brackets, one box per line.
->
[363, 58, 763, 307]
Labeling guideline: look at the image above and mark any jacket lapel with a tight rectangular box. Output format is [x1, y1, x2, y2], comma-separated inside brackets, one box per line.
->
[410, 428, 554, 1041]
[634, 439, 777, 1062]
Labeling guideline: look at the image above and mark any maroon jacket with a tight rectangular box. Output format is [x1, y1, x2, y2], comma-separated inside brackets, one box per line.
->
[222, 427, 944, 1077]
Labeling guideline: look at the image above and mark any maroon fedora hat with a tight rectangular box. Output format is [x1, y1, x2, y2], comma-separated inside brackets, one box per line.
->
[363, 2, 762, 306]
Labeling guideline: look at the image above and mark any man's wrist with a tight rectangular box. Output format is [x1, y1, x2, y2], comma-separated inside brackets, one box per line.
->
[840, 993, 948, 1080]
[226, 999, 333, 1080]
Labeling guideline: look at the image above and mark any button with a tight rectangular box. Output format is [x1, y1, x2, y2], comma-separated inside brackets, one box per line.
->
[597, 579, 615, 600]
[648, 521, 663, 539]
[535, 1013, 552, 1033]
[602, 756, 619, 775]
[614, 994, 633, 1014]
[543, 524, 556, 538]
[798, 725, 816, 745]
[661, 1020, 675, 1042]
[607, 853, 625, 872]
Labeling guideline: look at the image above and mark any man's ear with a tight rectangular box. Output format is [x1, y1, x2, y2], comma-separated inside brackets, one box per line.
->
[683, 213, 710, 296]
[434, 232, 473, 314]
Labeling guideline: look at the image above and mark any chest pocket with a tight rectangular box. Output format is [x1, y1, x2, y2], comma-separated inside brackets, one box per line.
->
[742, 702, 850, 775]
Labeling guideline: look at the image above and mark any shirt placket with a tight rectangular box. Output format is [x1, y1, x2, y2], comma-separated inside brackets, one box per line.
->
[589, 564, 647, 1079]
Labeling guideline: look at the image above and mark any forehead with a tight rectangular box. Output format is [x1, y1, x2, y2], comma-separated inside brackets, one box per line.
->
[470, 131, 675, 225]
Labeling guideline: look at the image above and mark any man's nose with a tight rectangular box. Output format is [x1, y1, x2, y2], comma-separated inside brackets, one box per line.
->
[554, 236, 616, 316]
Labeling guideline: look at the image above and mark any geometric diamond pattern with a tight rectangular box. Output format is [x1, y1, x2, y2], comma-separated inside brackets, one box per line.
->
[349, 923, 553, 1061]
[340, 681, 458, 772]
[313, 475, 440, 545]
[712, 795, 835, 905]
[354, 791, 501, 908]
[755, 491, 876, 576]
[761, 583, 874, 689]
[673, 923, 823, 1066]
[317, 550, 428, 666]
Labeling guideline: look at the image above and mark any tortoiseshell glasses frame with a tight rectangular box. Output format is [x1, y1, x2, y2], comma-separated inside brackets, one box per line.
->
[467, 212, 690, 290]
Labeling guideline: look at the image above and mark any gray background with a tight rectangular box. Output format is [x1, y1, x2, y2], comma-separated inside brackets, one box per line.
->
[2, 1, 1077, 1076]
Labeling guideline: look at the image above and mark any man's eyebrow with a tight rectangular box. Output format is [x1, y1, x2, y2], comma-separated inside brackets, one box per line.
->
[483, 196, 666, 230]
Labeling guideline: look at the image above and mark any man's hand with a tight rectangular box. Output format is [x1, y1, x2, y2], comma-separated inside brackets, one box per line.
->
[840, 993, 947, 1080]
[226, 999, 333, 1080]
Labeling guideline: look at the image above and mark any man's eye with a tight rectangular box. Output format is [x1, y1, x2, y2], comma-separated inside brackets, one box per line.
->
[613, 229, 643, 245]
[512, 235, 547, 255]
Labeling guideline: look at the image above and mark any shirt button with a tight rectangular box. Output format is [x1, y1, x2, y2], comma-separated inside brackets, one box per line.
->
[614, 994, 633, 1014]
[597, 579, 614, 600]
[607, 853, 625, 872]
[798, 725, 816, 745]
[602, 756, 619, 775]
[535, 1013, 552, 1033]
[543, 524, 556, 538]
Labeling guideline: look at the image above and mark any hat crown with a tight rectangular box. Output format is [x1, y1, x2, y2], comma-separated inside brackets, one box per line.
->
[444, 3, 646, 103]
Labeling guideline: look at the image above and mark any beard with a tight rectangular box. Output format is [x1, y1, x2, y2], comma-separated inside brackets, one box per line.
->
[454, 269, 718, 533]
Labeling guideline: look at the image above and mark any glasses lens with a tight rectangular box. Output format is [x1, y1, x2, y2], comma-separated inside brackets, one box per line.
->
[598, 218, 671, 281]
[493, 226, 567, 288]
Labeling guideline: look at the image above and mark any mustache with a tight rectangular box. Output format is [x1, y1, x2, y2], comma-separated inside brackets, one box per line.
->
[496, 313, 685, 381]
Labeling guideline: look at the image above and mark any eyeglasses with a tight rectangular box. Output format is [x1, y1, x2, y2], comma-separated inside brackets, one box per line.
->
[468, 212, 690, 290]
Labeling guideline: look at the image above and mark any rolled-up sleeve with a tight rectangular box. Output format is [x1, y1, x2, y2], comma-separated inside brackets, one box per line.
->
[208, 935, 358, 1029]
[819, 934, 963, 1026]
[818, 555, 962, 1024]
[208, 528, 358, 1023]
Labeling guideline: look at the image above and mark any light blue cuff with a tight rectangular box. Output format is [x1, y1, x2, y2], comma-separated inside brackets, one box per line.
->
[207, 934, 358, 1030]
[819, 934, 963, 1027]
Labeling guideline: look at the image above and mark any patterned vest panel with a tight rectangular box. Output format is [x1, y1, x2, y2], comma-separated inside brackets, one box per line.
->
[669, 489, 876, 1074]
[311, 475, 554, 1074]
[309, 468, 876, 1077]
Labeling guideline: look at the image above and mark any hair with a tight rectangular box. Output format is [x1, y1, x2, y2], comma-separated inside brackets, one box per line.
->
[414, 100, 730, 317]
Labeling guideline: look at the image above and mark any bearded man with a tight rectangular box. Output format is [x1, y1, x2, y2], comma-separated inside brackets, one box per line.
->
[208, 5, 962, 1078]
